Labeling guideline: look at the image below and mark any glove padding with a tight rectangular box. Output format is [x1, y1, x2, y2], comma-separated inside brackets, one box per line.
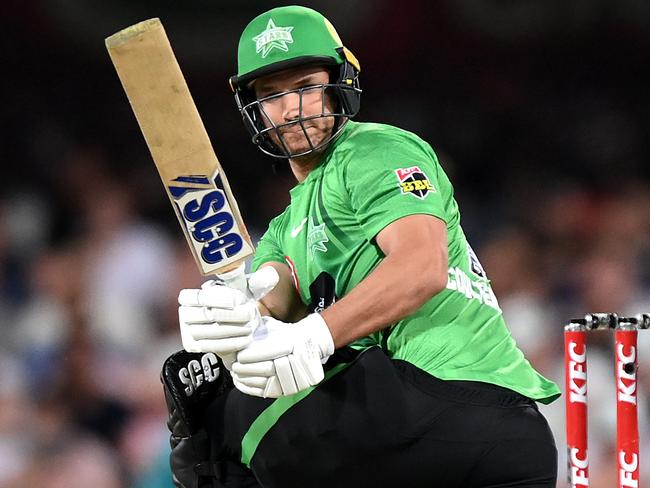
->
[179, 265, 279, 368]
[161, 350, 232, 488]
[231, 314, 335, 398]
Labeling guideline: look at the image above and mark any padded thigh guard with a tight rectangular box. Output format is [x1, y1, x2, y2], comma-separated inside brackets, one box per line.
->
[161, 350, 233, 488]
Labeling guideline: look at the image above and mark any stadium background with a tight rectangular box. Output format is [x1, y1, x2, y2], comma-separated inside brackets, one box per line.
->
[1, 1, 648, 486]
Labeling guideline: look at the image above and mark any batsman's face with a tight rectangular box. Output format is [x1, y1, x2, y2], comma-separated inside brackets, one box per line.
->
[253, 66, 336, 155]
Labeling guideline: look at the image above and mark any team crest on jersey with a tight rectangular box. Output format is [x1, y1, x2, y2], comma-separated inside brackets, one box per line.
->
[395, 166, 435, 199]
[253, 19, 294, 58]
[307, 219, 328, 256]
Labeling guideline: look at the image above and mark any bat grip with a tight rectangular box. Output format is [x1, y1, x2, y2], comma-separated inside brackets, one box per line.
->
[218, 263, 249, 297]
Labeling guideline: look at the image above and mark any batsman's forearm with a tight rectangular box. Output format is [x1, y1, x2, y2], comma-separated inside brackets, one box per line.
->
[258, 262, 308, 322]
[321, 248, 447, 348]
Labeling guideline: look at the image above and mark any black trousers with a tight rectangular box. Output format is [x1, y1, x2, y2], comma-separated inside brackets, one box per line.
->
[204, 347, 557, 488]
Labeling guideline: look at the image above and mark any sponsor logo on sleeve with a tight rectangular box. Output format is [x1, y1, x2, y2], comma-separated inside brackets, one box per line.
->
[395, 166, 436, 199]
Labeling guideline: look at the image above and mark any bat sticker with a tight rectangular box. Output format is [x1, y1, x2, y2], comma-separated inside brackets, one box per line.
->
[169, 170, 253, 272]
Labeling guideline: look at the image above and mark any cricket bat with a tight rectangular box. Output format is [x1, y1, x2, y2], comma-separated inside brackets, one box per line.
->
[105, 18, 254, 285]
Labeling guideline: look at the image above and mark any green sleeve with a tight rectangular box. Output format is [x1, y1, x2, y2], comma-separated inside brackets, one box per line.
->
[343, 132, 448, 241]
[251, 220, 286, 272]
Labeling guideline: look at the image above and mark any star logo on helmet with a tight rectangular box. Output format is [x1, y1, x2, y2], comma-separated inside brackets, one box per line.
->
[253, 19, 294, 58]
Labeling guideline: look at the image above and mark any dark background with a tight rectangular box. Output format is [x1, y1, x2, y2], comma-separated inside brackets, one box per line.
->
[5, 1, 649, 235]
[0, 1, 648, 487]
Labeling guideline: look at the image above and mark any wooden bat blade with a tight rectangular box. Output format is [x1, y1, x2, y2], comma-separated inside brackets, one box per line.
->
[106, 18, 254, 276]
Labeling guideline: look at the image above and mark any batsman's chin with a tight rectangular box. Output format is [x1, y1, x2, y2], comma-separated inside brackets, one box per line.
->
[278, 130, 329, 153]
[280, 124, 319, 137]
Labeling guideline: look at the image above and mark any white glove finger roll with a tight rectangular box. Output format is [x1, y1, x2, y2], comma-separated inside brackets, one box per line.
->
[220, 352, 236, 371]
[180, 324, 202, 353]
[233, 375, 270, 389]
[232, 377, 265, 398]
[178, 289, 202, 306]
[179, 306, 216, 324]
[193, 336, 252, 354]
[288, 355, 315, 391]
[305, 360, 325, 385]
[247, 266, 280, 300]
[188, 323, 252, 340]
[231, 360, 276, 376]
[200, 279, 219, 289]
[274, 356, 298, 396]
[263, 376, 283, 398]
[208, 305, 256, 324]
[295, 341, 326, 384]
[178, 286, 247, 308]
[236, 341, 294, 363]
[180, 304, 257, 325]
[199, 286, 248, 308]
[217, 263, 248, 295]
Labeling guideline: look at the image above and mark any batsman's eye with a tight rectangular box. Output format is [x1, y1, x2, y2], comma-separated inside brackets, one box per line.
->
[300, 84, 320, 92]
[258, 89, 284, 102]
[260, 96, 282, 109]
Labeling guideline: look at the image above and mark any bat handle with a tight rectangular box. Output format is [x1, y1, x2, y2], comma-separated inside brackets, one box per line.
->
[218, 263, 249, 296]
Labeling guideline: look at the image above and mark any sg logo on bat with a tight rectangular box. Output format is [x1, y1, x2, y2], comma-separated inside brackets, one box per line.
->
[168, 172, 253, 274]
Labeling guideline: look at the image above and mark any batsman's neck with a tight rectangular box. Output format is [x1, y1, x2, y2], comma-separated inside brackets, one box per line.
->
[289, 152, 324, 183]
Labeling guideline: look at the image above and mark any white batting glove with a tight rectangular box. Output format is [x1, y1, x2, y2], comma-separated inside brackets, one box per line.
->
[178, 264, 279, 368]
[230, 314, 335, 398]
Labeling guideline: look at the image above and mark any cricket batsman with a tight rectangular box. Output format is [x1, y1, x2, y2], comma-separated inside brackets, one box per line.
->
[161, 6, 561, 487]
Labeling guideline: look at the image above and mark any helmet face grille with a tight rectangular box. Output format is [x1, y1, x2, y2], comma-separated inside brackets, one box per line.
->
[235, 68, 361, 159]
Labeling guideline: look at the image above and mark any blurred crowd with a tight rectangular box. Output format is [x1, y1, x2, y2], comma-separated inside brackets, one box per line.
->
[2, 1, 649, 487]
[0, 149, 196, 487]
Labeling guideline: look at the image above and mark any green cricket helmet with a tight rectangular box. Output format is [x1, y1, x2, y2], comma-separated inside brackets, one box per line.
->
[229, 5, 361, 158]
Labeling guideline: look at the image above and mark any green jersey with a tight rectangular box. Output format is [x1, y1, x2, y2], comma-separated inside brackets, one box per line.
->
[252, 121, 560, 404]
